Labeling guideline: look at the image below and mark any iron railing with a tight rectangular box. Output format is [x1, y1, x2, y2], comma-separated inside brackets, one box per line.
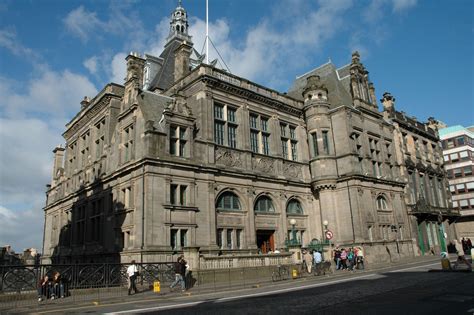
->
[0, 262, 175, 293]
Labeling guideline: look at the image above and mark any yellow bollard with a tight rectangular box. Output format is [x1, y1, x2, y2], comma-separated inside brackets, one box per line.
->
[153, 281, 161, 293]
[292, 269, 298, 279]
[441, 258, 451, 270]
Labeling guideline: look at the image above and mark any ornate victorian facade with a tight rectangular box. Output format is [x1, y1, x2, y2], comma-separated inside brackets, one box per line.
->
[42, 3, 456, 264]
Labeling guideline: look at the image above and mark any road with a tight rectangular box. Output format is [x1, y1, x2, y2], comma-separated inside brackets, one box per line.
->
[28, 261, 474, 315]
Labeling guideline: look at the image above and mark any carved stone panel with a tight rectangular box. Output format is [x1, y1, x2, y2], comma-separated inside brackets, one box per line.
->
[252, 156, 275, 174]
[215, 147, 243, 168]
[283, 162, 302, 178]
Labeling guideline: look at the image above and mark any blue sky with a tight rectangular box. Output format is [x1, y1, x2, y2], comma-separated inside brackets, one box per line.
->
[0, 0, 473, 253]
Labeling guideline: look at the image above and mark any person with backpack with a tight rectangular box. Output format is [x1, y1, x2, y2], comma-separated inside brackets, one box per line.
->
[347, 248, 355, 271]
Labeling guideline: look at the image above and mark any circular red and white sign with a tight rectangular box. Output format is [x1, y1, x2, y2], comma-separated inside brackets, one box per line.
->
[325, 230, 334, 240]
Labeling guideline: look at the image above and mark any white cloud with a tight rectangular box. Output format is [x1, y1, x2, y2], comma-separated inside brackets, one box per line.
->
[110, 53, 127, 85]
[0, 205, 44, 251]
[63, 6, 103, 43]
[0, 69, 97, 119]
[392, 0, 417, 12]
[0, 118, 63, 251]
[83, 56, 98, 74]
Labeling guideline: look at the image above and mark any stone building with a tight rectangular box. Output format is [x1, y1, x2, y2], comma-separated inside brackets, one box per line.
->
[42, 2, 453, 264]
[380, 95, 459, 255]
[439, 125, 474, 239]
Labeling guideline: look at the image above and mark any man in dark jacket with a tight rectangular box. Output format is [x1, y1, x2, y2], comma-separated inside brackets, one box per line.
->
[169, 256, 186, 292]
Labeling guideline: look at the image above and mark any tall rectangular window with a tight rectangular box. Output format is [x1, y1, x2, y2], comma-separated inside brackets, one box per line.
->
[250, 113, 271, 155]
[291, 142, 298, 161]
[171, 229, 178, 250]
[170, 184, 187, 205]
[95, 119, 106, 160]
[250, 131, 259, 153]
[311, 132, 319, 157]
[214, 103, 238, 148]
[281, 123, 297, 161]
[322, 130, 329, 154]
[262, 134, 270, 155]
[81, 131, 90, 167]
[228, 125, 236, 148]
[236, 229, 242, 249]
[170, 125, 187, 157]
[227, 229, 233, 249]
[170, 184, 177, 204]
[281, 140, 288, 159]
[180, 229, 187, 248]
[123, 126, 134, 163]
[217, 229, 223, 249]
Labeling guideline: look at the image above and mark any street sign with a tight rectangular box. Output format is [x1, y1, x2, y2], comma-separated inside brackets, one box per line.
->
[325, 230, 334, 240]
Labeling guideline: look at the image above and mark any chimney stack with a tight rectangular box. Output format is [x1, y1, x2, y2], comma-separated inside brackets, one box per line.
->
[174, 41, 193, 83]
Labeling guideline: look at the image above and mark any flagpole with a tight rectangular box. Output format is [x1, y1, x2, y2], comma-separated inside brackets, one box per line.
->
[206, 0, 209, 64]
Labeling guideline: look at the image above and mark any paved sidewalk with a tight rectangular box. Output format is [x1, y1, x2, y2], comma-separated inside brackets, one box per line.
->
[2, 255, 464, 314]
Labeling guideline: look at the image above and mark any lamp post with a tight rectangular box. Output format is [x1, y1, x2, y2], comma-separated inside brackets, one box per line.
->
[290, 218, 297, 245]
[323, 220, 329, 238]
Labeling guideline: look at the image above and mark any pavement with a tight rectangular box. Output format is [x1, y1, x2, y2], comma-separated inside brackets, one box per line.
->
[2, 254, 472, 314]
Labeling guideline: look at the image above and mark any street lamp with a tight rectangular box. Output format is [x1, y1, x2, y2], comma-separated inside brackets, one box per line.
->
[290, 218, 297, 245]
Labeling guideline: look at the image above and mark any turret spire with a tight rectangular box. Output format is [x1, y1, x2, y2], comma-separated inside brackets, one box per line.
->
[166, 0, 191, 44]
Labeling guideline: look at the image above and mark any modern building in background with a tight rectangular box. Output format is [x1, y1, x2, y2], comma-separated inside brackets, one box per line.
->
[42, 2, 456, 264]
[439, 125, 474, 239]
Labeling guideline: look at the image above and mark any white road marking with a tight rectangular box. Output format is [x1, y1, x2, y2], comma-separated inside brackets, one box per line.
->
[388, 262, 439, 273]
[107, 301, 205, 314]
[106, 260, 440, 314]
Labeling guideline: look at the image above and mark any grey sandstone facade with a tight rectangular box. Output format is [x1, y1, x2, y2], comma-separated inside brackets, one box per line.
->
[42, 3, 457, 265]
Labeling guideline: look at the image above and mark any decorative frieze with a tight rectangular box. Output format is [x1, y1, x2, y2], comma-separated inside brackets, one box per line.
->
[283, 162, 302, 178]
[215, 147, 243, 167]
[252, 156, 275, 174]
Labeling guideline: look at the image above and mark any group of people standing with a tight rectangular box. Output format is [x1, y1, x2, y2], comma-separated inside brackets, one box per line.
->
[333, 247, 364, 271]
[37, 271, 65, 302]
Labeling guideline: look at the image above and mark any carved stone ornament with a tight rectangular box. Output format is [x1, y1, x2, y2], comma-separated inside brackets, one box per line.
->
[167, 98, 192, 116]
[215, 147, 242, 167]
[358, 188, 364, 196]
[283, 162, 302, 178]
[252, 157, 275, 174]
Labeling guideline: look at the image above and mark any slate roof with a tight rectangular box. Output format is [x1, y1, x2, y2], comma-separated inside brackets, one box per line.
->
[138, 89, 174, 132]
[287, 62, 353, 108]
[148, 39, 182, 92]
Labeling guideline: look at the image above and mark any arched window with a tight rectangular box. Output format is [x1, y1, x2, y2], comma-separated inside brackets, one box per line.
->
[216, 192, 241, 211]
[254, 196, 275, 213]
[286, 199, 303, 214]
[376, 196, 388, 210]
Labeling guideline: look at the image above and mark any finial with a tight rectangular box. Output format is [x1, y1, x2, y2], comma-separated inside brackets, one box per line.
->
[178, 0, 182, 7]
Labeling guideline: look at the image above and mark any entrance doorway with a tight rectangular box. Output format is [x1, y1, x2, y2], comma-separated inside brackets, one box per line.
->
[256, 230, 275, 254]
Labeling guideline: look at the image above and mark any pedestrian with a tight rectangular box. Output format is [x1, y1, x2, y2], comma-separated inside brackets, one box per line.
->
[347, 248, 355, 271]
[453, 239, 472, 270]
[467, 238, 472, 250]
[340, 248, 348, 270]
[51, 271, 65, 299]
[356, 246, 365, 270]
[170, 256, 186, 292]
[461, 237, 468, 253]
[126, 260, 139, 295]
[303, 250, 313, 274]
[37, 275, 50, 302]
[333, 248, 341, 270]
[313, 250, 323, 275]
